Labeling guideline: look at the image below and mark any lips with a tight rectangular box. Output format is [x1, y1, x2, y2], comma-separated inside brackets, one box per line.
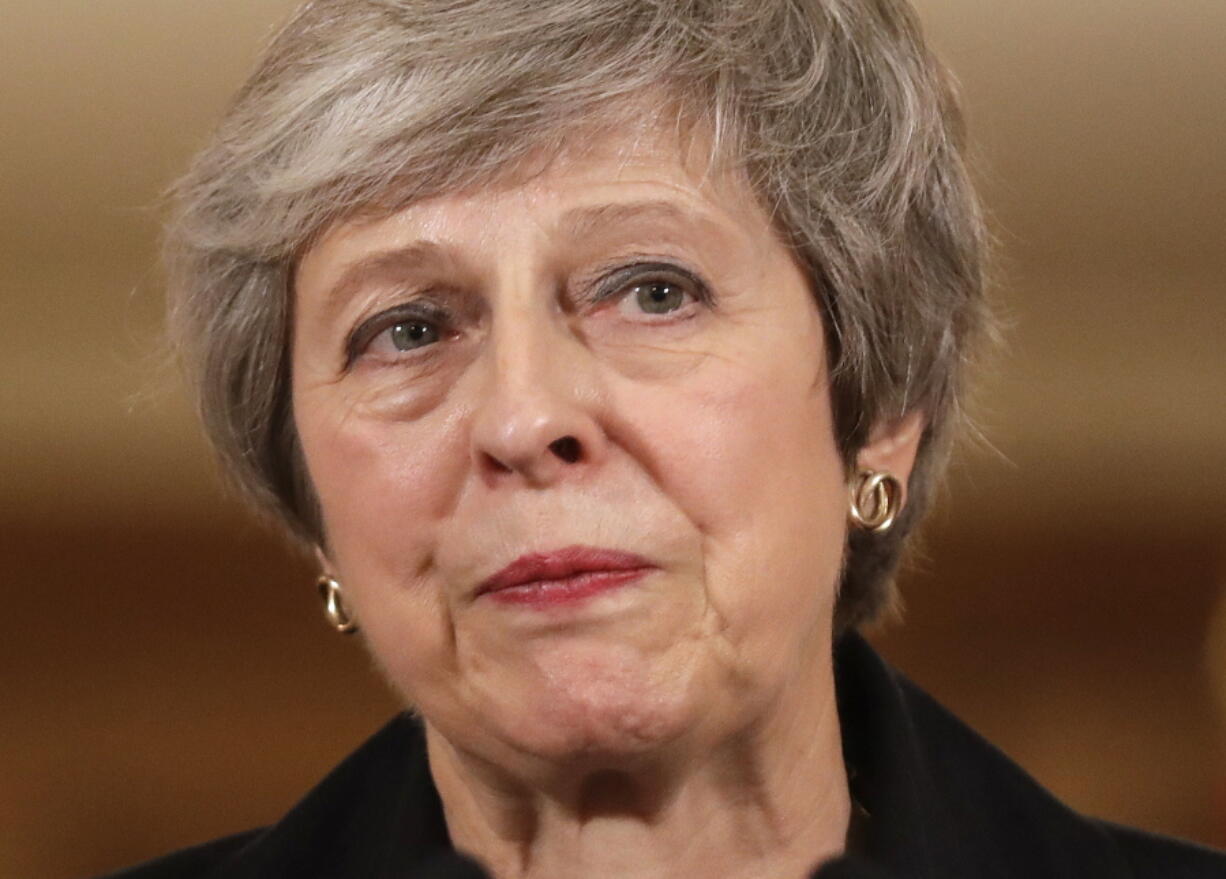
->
[475, 545, 654, 605]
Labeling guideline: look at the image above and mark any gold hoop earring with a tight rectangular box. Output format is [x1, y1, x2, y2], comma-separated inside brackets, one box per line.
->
[848, 470, 903, 534]
[317, 576, 359, 634]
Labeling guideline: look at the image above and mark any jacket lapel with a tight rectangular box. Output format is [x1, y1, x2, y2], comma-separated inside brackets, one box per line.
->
[835, 633, 1134, 878]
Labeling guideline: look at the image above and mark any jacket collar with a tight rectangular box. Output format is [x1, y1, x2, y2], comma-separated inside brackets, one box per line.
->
[834, 633, 1132, 878]
[213, 633, 1134, 878]
[214, 710, 453, 878]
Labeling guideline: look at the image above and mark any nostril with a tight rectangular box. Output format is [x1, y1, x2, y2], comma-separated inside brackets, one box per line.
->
[549, 436, 582, 463]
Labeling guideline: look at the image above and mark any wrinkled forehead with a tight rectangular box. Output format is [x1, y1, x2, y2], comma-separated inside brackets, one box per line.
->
[295, 101, 769, 275]
[301, 93, 747, 245]
[295, 113, 782, 304]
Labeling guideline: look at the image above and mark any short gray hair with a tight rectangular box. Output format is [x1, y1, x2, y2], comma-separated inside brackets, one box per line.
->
[166, 0, 991, 633]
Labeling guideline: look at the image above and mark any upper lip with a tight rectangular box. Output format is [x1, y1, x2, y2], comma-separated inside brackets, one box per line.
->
[475, 545, 654, 597]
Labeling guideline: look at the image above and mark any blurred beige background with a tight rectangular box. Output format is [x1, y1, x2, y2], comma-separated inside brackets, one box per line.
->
[3, 1, 1225, 877]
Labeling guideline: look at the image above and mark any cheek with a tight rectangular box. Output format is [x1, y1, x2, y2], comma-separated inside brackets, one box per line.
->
[628, 339, 846, 649]
[297, 395, 463, 564]
[293, 388, 471, 693]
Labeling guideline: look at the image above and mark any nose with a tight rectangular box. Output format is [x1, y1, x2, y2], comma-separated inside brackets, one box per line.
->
[469, 315, 609, 488]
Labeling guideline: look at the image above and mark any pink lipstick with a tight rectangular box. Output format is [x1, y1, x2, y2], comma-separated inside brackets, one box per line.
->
[476, 546, 654, 608]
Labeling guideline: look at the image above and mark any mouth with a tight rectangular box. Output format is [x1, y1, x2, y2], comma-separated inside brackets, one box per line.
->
[475, 545, 655, 608]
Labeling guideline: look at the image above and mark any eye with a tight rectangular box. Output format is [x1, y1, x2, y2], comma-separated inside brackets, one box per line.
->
[594, 261, 711, 320]
[388, 320, 440, 351]
[626, 280, 689, 316]
[345, 301, 451, 367]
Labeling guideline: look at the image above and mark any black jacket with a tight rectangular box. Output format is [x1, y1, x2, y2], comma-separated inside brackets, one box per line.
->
[99, 634, 1226, 878]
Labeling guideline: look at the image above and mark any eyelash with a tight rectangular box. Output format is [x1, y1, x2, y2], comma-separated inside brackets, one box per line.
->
[585, 261, 712, 313]
[344, 261, 712, 367]
[344, 300, 452, 368]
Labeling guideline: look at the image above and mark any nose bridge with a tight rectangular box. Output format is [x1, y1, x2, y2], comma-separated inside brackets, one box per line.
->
[468, 267, 605, 484]
[483, 236, 573, 389]
[488, 240, 565, 391]
[491, 300, 574, 400]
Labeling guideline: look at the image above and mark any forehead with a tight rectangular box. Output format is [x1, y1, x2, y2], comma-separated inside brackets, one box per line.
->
[296, 118, 779, 279]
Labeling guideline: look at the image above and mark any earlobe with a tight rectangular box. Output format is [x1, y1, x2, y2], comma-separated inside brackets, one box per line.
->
[311, 544, 358, 634]
[855, 410, 926, 496]
[312, 544, 332, 575]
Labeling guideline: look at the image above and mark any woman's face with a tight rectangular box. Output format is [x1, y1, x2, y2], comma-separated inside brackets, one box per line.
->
[292, 124, 850, 771]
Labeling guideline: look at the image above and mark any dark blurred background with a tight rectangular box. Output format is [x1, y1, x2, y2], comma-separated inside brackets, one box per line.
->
[3, 2, 1224, 876]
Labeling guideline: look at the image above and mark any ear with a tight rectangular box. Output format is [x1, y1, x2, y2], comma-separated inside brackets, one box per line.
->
[854, 410, 926, 507]
[312, 544, 333, 575]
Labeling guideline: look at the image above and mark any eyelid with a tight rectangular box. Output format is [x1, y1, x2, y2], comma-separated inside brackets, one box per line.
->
[340, 262, 710, 368]
[589, 260, 713, 307]
[345, 300, 451, 368]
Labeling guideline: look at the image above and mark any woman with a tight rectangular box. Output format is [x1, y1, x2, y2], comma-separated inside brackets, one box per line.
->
[104, 0, 1226, 877]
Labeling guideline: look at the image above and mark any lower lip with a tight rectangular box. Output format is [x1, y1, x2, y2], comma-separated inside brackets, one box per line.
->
[483, 568, 650, 607]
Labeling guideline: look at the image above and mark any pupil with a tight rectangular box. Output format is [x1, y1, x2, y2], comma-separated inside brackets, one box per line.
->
[391, 322, 436, 350]
[638, 282, 683, 314]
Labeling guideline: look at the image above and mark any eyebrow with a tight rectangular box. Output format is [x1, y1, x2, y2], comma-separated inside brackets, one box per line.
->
[557, 200, 698, 241]
[315, 241, 450, 315]
[313, 199, 717, 313]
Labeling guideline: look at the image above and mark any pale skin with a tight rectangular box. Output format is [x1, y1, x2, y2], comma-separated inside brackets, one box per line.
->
[292, 120, 923, 879]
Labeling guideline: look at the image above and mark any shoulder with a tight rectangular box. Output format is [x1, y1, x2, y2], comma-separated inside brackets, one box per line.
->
[1099, 821, 1226, 878]
[894, 666, 1226, 876]
[90, 713, 445, 879]
[92, 828, 265, 879]
[835, 633, 1226, 877]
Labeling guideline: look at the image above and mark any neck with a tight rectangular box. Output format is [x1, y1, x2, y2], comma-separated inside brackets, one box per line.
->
[427, 655, 850, 879]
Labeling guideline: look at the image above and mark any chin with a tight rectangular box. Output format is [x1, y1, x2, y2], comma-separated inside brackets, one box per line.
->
[476, 641, 710, 766]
